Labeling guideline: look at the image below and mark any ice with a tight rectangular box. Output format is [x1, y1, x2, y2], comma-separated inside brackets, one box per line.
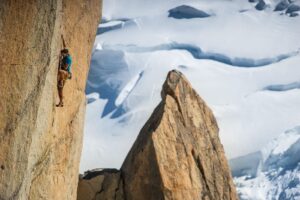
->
[115, 71, 144, 107]
[81, 0, 300, 175]
[230, 151, 262, 178]
[100, 20, 123, 28]
[97, 20, 124, 35]
[272, 127, 300, 155]
[263, 82, 300, 91]
[97, 19, 138, 35]
[232, 126, 300, 199]
[86, 49, 130, 117]
[96, 8, 300, 59]
[87, 93, 100, 104]
[102, 42, 299, 67]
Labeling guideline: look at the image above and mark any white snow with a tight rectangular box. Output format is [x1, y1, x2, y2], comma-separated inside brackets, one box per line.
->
[100, 20, 123, 28]
[232, 126, 300, 199]
[81, 0, 300, 178]
[115, 71, 143, 107]
[271, 127, 300, 155]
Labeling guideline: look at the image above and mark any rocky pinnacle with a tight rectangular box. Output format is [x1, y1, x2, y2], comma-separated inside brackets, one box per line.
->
[78, 70, 238, 200]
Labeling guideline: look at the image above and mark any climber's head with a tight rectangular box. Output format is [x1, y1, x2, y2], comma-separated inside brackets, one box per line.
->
[61, 48, 69, 56]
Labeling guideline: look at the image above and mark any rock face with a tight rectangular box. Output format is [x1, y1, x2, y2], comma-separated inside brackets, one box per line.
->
[0, 1, 101, 200]
[78, 70, 238, 200]
[77, 169, 124, 200]
[255, 0, 267, 10]
[274, 0, 290, 11]
[286, 4, 300, 14]
[168, 5, 210, 19]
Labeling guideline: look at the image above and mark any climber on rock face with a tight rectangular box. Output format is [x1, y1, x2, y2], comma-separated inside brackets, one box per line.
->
[57, 48, 72, 107]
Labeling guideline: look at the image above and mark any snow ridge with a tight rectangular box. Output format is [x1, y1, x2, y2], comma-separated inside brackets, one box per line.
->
[103, 43, 300, 67]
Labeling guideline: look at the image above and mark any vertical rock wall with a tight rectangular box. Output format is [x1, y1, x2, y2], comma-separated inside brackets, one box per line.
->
[0, 1, 101, 199]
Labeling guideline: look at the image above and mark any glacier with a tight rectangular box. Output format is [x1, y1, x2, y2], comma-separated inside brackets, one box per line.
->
[81, 1, 300, 198]
[231, 126, 300, 199]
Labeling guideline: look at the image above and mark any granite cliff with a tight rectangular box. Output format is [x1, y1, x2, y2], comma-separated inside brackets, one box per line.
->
[0, 1, 101, 199]
[78, 70, 238, 200]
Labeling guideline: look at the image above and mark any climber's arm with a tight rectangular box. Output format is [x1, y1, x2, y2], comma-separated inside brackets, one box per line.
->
[61, 63, 69, 71]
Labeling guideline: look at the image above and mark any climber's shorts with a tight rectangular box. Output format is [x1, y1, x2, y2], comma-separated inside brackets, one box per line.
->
[57, 70, 69, 88]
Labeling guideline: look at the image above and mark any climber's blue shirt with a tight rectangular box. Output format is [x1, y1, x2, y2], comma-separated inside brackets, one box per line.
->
[62, 55, 72, 73]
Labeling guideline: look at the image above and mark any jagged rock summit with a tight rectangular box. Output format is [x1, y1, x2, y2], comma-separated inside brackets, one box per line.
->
[78, 70, 238, 200]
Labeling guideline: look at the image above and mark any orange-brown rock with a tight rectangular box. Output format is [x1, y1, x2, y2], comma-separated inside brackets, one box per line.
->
[77, 169, 124, 200]
[77, 70, 238, 200]
[0, 1, 101, 199]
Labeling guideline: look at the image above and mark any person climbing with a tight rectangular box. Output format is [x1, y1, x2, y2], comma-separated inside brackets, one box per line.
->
[57, 48, 72, 107]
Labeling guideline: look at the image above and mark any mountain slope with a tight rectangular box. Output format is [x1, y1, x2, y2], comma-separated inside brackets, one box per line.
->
[81, 0, 300, 173]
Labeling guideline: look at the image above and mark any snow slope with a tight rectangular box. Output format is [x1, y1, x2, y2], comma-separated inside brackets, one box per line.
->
[80, 0, 300, 177]
[231, 126, 300, 200]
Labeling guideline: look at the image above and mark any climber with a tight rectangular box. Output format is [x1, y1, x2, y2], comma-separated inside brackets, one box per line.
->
[57, 48, 72, 107]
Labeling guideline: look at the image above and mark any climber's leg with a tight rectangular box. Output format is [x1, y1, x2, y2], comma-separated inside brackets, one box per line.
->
[57, 70, 68, 107]
[57, 80, 64, 107]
